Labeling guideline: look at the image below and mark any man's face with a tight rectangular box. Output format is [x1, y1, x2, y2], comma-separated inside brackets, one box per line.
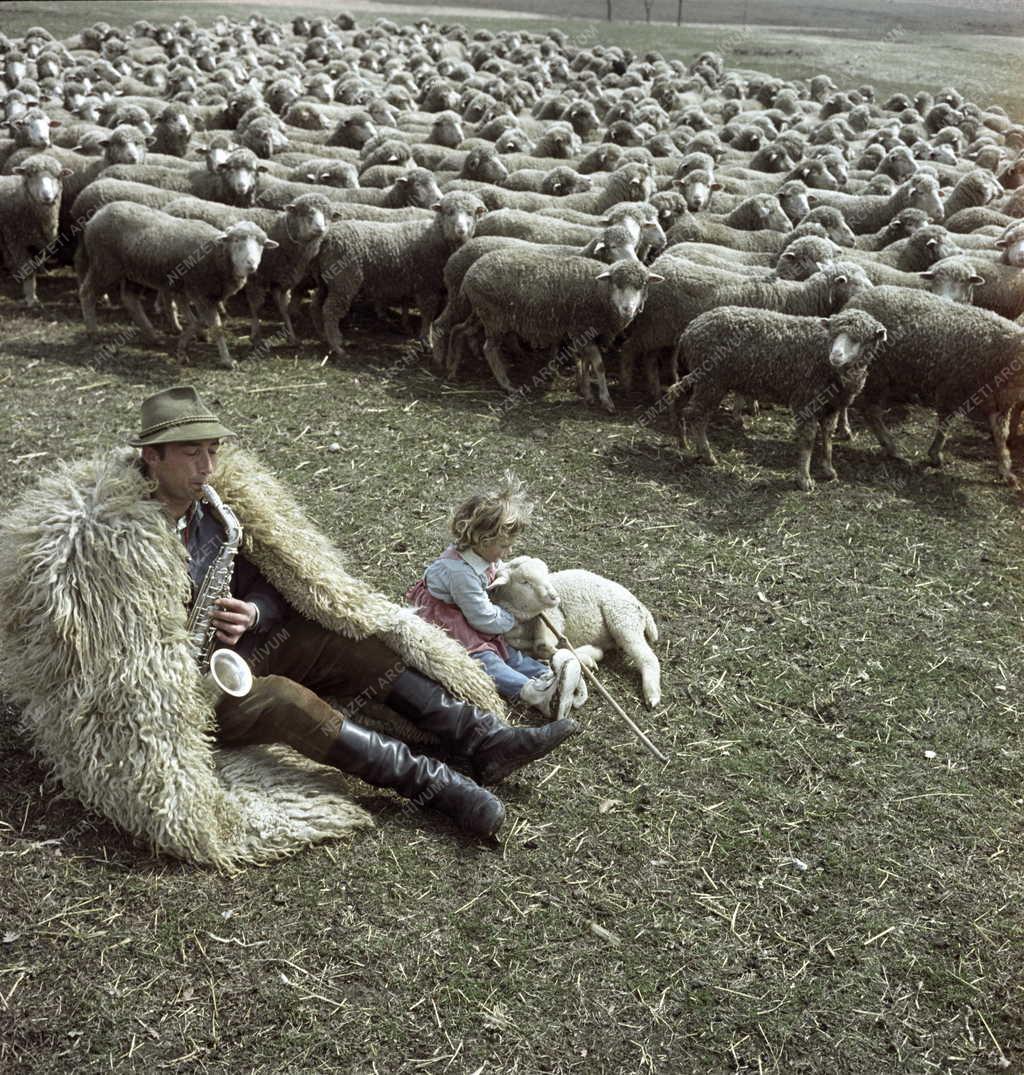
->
[142, 440, 220, 509]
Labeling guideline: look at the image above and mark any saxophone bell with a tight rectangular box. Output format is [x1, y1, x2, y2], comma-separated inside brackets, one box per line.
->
[204, 647, 253, 704]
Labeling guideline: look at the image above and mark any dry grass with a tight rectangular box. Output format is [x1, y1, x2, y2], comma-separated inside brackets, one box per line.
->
[1, 3, 1024, 1073]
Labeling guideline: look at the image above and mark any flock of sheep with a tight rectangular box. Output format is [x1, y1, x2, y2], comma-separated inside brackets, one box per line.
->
[2, 12, 1024, 490]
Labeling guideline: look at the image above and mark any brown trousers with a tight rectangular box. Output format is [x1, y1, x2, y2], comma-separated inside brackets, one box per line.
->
[215, 612, 407, 763]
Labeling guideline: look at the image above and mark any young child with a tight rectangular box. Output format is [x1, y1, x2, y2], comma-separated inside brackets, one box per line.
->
[406, 475, 585, 722]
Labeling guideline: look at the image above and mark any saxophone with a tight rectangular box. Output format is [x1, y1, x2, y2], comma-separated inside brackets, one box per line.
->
[185, 483, 253, 700]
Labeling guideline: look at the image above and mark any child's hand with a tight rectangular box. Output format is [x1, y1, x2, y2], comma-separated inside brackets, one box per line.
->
[486, 572, 510, 589]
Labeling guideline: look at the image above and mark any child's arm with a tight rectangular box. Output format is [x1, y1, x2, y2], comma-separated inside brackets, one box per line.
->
[447, 564, 518, 635]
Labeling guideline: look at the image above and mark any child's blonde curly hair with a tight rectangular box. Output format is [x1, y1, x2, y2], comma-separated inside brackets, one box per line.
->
[450, 472, 533, 551]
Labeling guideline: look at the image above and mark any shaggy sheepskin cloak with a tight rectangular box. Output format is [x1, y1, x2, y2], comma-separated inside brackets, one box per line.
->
[0, 445, 505, 868]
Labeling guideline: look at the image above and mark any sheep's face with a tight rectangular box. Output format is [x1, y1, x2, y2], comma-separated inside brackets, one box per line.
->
[284, 200, 328, 243]
[913, 226, 960, 265]
[435, 193, 485, 246]
[491, 556, 560, 618]
[315, 163, 358, 189]
[796, 160, 839, 191]
[335, 115, 377, 149]
[13, 109, 51, 148]
[822, 262, 873, 310]
[16, 161, 63, 206]
[754, 196, 792, 233]
[827, 311, 887, 373]
[904, 175, 944, 220]
[599, 260, 663, 326]
[202, 142, 233, 172]
[399, 170, 443, 208]
[674, 169, 719, 212]
[102, 127, 147, 165]
[779, 184, 811, 224]
[778, 239, 835, 281]
[920, 258, 985, 303]
[220, 223, 278, 278]
[996, 225, 1024, 267]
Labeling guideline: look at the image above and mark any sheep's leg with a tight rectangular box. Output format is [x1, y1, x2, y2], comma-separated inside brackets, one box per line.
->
[582, 342, 615, 413]
[415, 291, 441, 341]
[272, 287, 298, 344]
[607, 616, 661, 708]
[576, 349, 593, 404]
[863, 404, 903, 460]
[321, 283, 356, 356]
[618, 338, 638, 394]
[204, 302, 235, 370]
[1009, 401, 1023, 441]
[245, 281, 267, 345]
[79, 269, 100, 335]
[815, 413, 839, 481]
[795, 417, 817, 491]
[925, 412, 953, 468]
[18, 264, 40, 308]
[834, 404, 854, 441]
[482, 334, 515, 394]
[987, 408, 1018, 488]
[120, 283, 162, 345]
[571, 644, 603, 670]
[684, 403, 716, 464]
[154, 290, 183, 334]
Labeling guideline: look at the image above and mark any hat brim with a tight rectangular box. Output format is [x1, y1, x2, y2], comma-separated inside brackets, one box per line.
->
[129, 419, 236, 447]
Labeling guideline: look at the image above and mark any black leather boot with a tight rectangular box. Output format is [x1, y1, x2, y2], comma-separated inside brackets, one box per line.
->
[384, 669, 580, 786]
[326, 719, 505, 838]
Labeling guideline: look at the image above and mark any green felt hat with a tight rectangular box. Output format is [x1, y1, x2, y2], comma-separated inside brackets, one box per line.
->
[128, 385, 236, 447]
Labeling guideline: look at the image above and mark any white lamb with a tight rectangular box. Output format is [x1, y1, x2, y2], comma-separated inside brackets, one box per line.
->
[489, 557, 662, 709]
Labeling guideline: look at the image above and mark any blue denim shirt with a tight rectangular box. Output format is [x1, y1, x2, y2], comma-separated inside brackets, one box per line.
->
[423, 546, 517, 636]
[178, 499, 288, 656]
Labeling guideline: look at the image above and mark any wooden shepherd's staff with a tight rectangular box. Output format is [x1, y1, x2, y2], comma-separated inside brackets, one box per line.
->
[537, 611, 668, 763]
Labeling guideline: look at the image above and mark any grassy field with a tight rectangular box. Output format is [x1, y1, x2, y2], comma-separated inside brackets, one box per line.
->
[1, 3, 1024, 1074]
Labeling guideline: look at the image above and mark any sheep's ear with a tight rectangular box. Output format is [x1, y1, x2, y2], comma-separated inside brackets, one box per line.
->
[647, 272, 665, 282]
[709, 181, 722, 190]
[474, 203, 486, 216]
[394, 174, 409, 185]
[994, 236, 1008, 247]
[12, 164, 26, 174]
[806, 193, 819, 204]
[430, 200, 442, 210]
[820, 317, 830, 328]
[256, 164, 268, 173]
[919, 269, 934, 279]
[780, 250, 796, 260]
[97, 136, 111, 147]
[969, 273, 985, 285]
[596, 269, 611, 280]
[284, 202, 297, 211]
[145, 134, 156, 146]
[217, 160, 229, 171]
[594, 240, 606, 253]
[485, 572, 510, 590]
[263, 238, 279, 249]
[757, 204, 770, 216]
[874, 325, 888, 342]
[815, 260, 826, 272]
[835, 273, 848, 284]
[671, 178, 685, 188]
[60, 166, 74, 177]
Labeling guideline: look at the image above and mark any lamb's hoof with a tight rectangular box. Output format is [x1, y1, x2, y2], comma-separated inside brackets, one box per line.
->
[601, 399, 617, 415]
[833, 428, 853, 442]
[816, 467, 838, 482]
[644, 692, 661, 709]
[925, 454, 944, 469]
[20, 298, 42, 310]
[797, 475, 815, 492]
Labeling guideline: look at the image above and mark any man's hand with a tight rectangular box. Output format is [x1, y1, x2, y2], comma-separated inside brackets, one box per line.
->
[210, 596, 258, 646]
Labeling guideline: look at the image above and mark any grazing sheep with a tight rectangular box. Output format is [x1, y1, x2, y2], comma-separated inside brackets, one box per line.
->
[619, 258, 874, 399]
[458, 249, 663, 412]
[671, 307, 888, 490]
[491, 557, 662, 708]
[847, 286, 1024, 485]
[313, 191, 485, 355]
[0, 154, 70, 305]
[77, 201, 278, 368]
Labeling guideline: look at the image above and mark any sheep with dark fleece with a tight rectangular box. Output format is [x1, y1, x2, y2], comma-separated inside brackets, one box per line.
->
[77, 201, 278, 368]
[620, 258, 874, 398]
[312, 191, 486, 356]
[846, 286, 1024, 486]
[458, 249, 663, 413]
[941, 169, 1005, 219]
[671, 307, 888, 489]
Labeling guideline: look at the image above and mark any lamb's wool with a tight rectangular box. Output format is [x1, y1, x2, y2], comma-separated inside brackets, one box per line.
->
[0, 445, 504, 868]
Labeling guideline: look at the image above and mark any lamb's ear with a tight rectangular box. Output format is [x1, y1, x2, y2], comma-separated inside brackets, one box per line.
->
[780, 250, 796, 260]
[820, 317, 830, 329]
[284, 202, 297, 211]
[12, 163, 26, 174]
[709, 181, 722, 190]
[919, 269, 935, 279]
[60, 166, 74, 177]
[647, 272, 665, 282]
[806, 193, 819, 204]
[596, 269, 611, 279]
[49, 118, 62, 129]
[430, 200, 441, 210]
[969, 273, 985, 285]
[474, 203, 486, 216]
[593, 240, 606, 254]
[485, 572, 510, 589]
[263, 238, 279, 249]
[256, 164, 268, 173]
[394, 174, 409, 185]
[874, 325, 888, 342]
[994, 236, 1008, 248]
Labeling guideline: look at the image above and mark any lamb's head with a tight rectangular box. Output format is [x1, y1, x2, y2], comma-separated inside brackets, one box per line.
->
[802, 205, 856, 247]
[433, 191, 487, 246]
[825, 309, 887, 376]
[920, 256, 986, 302]
[219, 221, 279, 280]
[777, 179, 811, 224]
[777, 235, 838, 281]
[101, 124, 148, 166]
[597, 258, 665, 327]
[283, 194, 330, 244]
[488, 556, 560, 620]
[462, 146, 508, 183]
[793, 157, 841, 191]
[9, 106, 53, 148]
[672, 166, 720, 212]
[748, 193, 792, 233]
[393, 168, 443, 209]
